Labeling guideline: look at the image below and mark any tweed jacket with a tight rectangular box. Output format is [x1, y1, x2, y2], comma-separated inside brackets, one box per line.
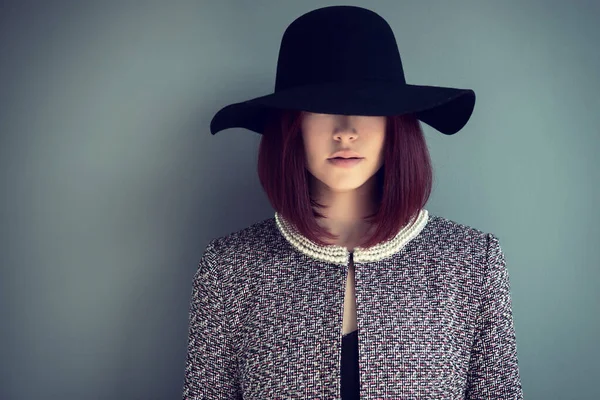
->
[183, 209, 524, 399]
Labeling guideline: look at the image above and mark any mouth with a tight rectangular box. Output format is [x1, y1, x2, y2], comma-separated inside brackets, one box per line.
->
[327, 157, 364, 167]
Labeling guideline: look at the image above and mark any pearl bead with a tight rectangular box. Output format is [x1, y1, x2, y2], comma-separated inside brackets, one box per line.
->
[275, 210, 429, 264]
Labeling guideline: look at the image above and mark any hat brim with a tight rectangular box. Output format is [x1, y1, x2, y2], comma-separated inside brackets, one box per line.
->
[209, 81, 475, 136]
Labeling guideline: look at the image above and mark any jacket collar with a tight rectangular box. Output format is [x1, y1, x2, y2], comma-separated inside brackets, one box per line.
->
[274, 209, 429, 264]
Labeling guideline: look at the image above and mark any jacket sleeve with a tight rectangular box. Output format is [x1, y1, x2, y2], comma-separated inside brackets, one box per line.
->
[182, 240, 241, 400]
[465, 233, 524, 399]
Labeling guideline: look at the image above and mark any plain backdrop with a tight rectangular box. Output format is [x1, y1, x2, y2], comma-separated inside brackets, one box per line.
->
[1, 1, 599, 399]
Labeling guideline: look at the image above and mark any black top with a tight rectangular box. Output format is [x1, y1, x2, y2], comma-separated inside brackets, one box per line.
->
[340, 329, 360, 399]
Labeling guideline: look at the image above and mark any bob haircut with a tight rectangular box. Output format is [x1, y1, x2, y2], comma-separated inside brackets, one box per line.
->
[257, 109, 433, 249]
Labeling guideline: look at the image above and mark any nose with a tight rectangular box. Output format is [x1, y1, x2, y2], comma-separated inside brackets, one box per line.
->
[333, 118, 357, 140]
[334, 129, 357, 141]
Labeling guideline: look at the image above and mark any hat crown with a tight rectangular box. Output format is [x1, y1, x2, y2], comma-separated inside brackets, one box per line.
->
[275, 6, 406, 92]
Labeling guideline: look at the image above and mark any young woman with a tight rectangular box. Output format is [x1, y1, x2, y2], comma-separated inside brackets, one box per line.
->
[183, 5, 523, 399]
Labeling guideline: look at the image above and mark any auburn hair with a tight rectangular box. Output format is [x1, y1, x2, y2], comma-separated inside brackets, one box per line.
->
[257, 109, 433, 249]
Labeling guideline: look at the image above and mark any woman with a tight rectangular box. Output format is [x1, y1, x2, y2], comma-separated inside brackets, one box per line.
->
[183, 5, 523, 399]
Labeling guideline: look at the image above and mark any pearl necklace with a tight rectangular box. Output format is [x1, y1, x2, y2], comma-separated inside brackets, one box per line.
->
[274, 209, 429, 264]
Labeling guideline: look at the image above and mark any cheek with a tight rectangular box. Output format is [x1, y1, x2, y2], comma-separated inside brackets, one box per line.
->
[373, 135, 386, 163]
[379, 135, 387, 152]
[366, 129, 385, 149]
[303, 134, 322, 157]
[302, 138, 319, 168]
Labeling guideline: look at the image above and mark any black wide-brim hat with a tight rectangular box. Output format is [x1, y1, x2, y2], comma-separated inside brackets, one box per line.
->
[210, 5, 475, 136]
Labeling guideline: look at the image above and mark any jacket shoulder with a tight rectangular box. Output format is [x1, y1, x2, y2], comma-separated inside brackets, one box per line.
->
[206, 215, 281, 256]
[424, 213, 500, 259]
[426, 213, 493, 241]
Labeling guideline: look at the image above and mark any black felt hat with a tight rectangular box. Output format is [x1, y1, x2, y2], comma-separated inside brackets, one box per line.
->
[210, 5, 476, 136]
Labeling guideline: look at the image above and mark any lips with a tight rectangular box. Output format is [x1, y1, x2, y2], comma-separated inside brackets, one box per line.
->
[328, 157, 363, 168]
[328, 150, 363, 159]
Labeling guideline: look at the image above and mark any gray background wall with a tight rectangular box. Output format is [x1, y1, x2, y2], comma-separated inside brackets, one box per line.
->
[1, 1, 598, 399]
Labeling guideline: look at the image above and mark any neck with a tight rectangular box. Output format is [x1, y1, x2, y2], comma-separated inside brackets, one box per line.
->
[310, 174, 379, 249]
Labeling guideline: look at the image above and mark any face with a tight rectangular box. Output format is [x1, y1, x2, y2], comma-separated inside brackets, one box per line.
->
[301, 112, 386, 193]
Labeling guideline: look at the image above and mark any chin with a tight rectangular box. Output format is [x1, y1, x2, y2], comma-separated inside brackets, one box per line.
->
[324, 179, 370, 192]
[308, 170, 377, 193]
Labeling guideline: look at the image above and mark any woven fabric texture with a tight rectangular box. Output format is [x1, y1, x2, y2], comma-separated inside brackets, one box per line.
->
[183, 210, 523, 399]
